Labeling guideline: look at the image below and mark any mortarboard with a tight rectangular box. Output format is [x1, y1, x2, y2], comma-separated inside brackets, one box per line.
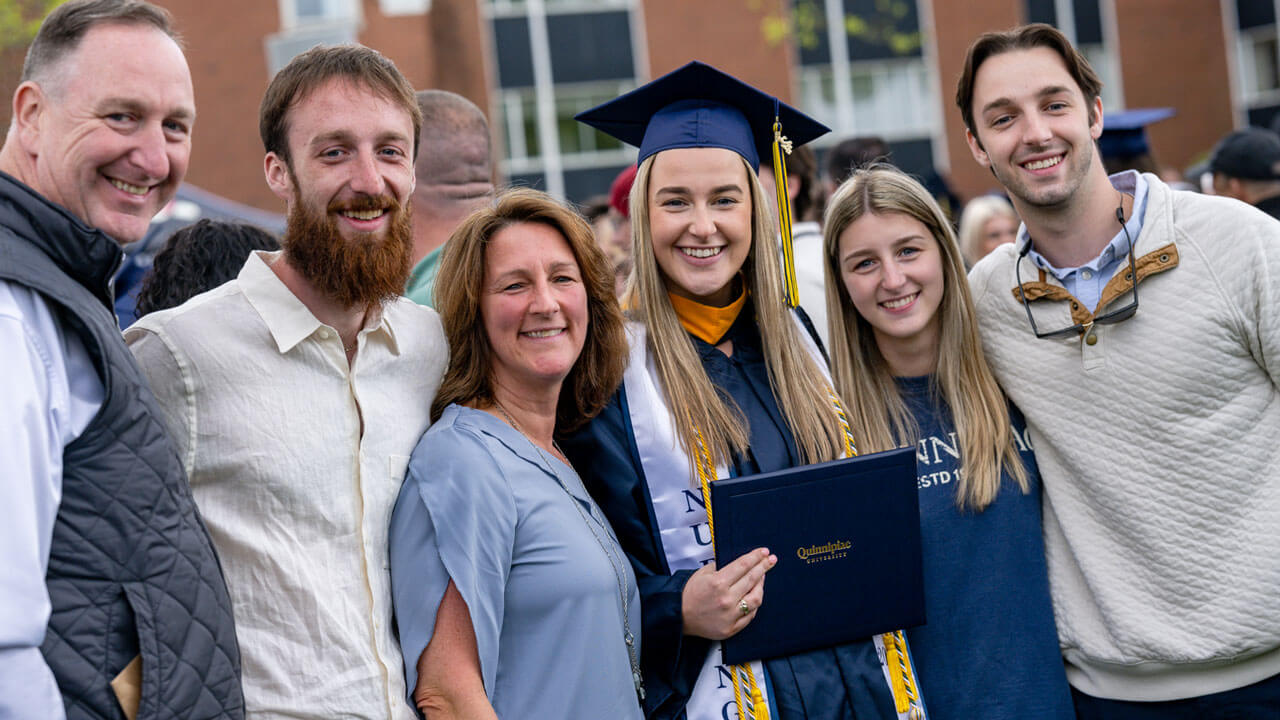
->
[1099, 107, 1175, 159]
[577, 61, 829, 308]
[575, 61, 829, 170]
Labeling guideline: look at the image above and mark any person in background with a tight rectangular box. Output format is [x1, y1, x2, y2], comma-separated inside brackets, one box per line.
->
[0, 2, 243, 718]
[958, 23, 1280, 716]
[583, 194, 626, 269]
[566, 61, 926, 720]
[760, 145, 829, 346]
[404, 89, 494, 307]
[127, 44, 447, 719]
[823, 135, 892, 196]
[1208, 126, 1280, 220]
[135, 219, 280, 317]
[389, 188, 641, 720]
[1097, 107, 1174, 177]
[956, 195, 1018, 267]
[583, 193, 614, 244]
[823, 165, 1073, 720]
[606, 164, 639, 297]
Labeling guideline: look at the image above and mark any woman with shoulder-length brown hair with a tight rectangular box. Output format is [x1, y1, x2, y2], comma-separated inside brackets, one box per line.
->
[388, 187, 641, 720]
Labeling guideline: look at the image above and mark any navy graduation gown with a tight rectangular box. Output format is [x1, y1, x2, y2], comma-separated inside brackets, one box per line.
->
[561, 306, 901, 720]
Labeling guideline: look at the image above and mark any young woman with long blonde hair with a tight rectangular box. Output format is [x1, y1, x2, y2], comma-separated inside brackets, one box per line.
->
[561, 63, 925, 720]
[824, 165, 1072, 720]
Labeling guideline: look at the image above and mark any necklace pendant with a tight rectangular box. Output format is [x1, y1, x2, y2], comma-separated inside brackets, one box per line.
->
[634, 671, 645, 701]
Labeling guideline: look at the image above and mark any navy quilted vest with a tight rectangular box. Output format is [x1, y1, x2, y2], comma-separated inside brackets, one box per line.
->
[0, 172, 244, 720]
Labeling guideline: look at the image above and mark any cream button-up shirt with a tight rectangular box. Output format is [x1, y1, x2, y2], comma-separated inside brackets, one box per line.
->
[126, 251, 446, 719]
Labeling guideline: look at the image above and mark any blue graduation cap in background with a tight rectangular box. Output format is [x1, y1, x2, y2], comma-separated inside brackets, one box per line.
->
[576, 61, 830, 308]
[575, 60, 829, 169]
[1099, 107, 1175, 159]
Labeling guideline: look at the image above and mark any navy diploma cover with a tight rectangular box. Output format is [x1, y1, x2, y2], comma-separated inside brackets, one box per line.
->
[711, 447, 925, 665]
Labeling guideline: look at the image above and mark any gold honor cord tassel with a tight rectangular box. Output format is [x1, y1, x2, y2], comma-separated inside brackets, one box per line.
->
[882, 631, 925, 719]
[772, 119, 799, 308]
[691, 386, 849, 720]
[694, 432, 768, 720]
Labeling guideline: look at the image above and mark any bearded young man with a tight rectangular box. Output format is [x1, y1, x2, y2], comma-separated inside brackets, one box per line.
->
[126, 45, 446, 719]
[958, 24, 1280, 717]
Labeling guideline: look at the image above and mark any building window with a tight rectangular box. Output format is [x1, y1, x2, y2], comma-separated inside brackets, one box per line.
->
[487, 0, 640, 200]
[488, 0, 630, 12]
[379, 0, 430, 15]
[496, 81, 634, 171]
[797, 58, 933, 138]
[1237, 27, 1280, 103]
[267, 0, 360, 76]
[279, 0, 359, 29]
[1078, 43, 1122, 111]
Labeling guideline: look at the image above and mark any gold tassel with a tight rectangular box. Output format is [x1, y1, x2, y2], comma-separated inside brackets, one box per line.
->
[772, 119, 799, 308]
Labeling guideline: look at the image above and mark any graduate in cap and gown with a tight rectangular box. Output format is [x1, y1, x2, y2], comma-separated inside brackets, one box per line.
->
[560, 61, 927, 720]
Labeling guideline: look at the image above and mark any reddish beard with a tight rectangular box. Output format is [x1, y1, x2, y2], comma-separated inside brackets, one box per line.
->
[281, 190, 414, 310]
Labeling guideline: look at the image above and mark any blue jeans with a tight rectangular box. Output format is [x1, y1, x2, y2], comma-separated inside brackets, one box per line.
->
[1071, 672, 1280, 719]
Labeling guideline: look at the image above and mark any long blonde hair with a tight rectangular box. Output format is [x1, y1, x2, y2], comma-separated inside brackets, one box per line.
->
[823, 166, 1027, 510]
[626, 151, 847, 471]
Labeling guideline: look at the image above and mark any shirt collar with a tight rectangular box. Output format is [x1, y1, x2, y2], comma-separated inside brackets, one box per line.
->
[1020, 170, 1148, 279]
[237, 250, 401, 355]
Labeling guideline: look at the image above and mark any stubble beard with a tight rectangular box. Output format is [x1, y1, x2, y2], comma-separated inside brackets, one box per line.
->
[993, 139, 1095, 212]
[282, 186, 414, 311]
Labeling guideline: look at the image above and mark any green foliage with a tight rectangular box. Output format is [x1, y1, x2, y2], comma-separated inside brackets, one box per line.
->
[765, 0, 922, 56]
[845, 0, 920, 55]
[0, 0, 67, 52]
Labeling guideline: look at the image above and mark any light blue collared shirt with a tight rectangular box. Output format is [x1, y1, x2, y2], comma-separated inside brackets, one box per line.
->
[1022, 170, 1149, 312]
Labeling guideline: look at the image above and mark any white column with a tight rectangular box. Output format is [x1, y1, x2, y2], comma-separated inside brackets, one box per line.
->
[825, 0, 855, 134]
[527, 0, 565, 198]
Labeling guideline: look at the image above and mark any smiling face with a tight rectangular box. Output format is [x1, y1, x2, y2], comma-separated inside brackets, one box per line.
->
[267, 77, 416, 242]
[648, 147, 753, 307]
[965, 46, 1104, 212]
[23, 23, 194, 244]
[482, 222, 589, 395]
[838, 211, 944, 370]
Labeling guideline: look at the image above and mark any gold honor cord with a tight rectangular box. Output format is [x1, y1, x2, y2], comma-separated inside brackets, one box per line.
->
[772, 118, 800, 308]
[695, 392, 925, 720]
[695, 431, 769, 720]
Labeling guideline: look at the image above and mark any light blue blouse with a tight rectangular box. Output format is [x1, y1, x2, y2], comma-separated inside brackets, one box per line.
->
[389, 404, 644, 719]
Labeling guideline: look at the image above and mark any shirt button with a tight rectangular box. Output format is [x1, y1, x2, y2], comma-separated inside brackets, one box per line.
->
[319, 328, 332, 339]
[1081, 270, 1093, 280]
[1085, 333, 1098, 346]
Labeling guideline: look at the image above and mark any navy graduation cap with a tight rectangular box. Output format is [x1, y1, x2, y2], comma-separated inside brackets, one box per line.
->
[576, 61, 829, 307]
[1099, 107, 1175, 159]
[575, 60, 829, 170]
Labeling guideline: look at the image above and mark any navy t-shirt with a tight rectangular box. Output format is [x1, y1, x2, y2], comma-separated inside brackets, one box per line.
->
[896, 375, 1075, 720]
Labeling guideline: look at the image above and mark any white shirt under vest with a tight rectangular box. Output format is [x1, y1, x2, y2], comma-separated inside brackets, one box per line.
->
[126, 250, 447, 719]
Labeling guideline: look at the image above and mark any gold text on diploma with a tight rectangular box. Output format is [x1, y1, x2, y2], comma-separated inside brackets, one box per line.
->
[796, 540, 852, 563]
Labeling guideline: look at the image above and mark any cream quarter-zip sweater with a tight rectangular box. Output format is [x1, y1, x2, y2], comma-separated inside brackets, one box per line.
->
[968, 174, 1280, 702]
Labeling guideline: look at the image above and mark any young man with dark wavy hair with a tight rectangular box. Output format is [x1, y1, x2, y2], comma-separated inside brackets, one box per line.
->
[959, 23, 1280, 717]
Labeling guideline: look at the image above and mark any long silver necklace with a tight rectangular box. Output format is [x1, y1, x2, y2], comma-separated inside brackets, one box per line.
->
[492, 401, 646, 704]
